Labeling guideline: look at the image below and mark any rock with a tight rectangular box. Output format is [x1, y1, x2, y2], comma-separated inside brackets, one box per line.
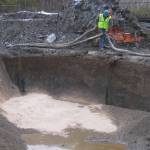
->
[46, 33, 57, 43]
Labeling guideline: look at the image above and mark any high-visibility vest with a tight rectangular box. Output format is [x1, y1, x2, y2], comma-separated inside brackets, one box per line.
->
[98, 14, 111, 30]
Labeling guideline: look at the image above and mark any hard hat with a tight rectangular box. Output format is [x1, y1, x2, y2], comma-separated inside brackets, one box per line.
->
[103, 5, 109, 11]
[103, 10, 109, 17]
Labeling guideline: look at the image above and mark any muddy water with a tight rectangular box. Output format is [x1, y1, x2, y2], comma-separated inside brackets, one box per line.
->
[23, 129, 126, 150]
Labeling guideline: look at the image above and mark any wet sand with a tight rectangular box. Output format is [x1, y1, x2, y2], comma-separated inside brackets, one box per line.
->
[23, 130, 127, 150]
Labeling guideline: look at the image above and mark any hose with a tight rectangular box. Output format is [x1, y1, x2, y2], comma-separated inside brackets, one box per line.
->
[107, 34, 150, 57]
[14, 33, 102, 49]
[7, 27, 150, 58]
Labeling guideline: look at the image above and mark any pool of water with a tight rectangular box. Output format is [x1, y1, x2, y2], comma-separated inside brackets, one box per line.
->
[23, 130, 127, 150]
[28, 145, 69, 150]
[27, 144, 126, 150]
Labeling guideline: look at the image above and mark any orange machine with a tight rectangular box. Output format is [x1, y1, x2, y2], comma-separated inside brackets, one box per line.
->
[108, 27, 144, 44]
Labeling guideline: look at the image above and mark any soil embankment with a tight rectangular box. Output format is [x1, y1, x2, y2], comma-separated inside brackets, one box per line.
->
[0, 58, 19, 102]
[0, 58, 25, 150]
[2, 52, 150, 111]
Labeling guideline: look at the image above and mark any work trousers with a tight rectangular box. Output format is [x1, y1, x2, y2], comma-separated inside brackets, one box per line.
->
[99, 29, 107, 49]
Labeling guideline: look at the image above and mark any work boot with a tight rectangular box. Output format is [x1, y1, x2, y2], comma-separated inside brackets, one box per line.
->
[104, 45, 110, 49]
[99, 48, 104, 51]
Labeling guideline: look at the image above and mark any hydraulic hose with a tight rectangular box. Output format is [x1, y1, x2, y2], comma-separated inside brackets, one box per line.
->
[8, 26, 96, 49]
[13, 33, 102, 49]
[107, 34, 150, 57]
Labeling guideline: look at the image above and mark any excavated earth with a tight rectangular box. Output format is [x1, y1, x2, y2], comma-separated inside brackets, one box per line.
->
[0, 1, 150, 150]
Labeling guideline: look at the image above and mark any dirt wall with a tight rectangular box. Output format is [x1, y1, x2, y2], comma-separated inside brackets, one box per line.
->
[3, 54, 150, 111]
[0, 114, 26, 150]
[0, 58, 19, 102]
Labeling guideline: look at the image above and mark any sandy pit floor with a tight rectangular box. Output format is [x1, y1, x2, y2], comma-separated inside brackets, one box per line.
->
[1, 93, 150, 150]
[1, 93, 117, 136]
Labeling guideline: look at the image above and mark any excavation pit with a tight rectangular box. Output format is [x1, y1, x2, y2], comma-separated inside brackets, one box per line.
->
[1, 52, 150, 150]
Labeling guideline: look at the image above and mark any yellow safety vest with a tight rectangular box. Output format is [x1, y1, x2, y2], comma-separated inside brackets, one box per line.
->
[98, 14, 111, 30]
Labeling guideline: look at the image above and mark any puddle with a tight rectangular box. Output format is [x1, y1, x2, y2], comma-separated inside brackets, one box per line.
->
[28, 145, 69, 150]
[23, 129, 127, 150]
[27, 143, 126, 150]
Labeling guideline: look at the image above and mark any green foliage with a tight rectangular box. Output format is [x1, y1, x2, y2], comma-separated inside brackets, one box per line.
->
[0, 0, 40, 6]
[130, 7, 150, 18]
[0, 0, 16, 5]
[0, 0, 66, 12]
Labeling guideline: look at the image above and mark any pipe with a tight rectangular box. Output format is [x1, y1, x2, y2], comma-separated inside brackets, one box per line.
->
[107, 34, 150, 57]
[8, 31, 150, 58]
[14, 33, 102, 49]
[8, 26, 96, 49]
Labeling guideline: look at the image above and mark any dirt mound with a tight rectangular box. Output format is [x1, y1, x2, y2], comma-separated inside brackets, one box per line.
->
[59, 0, 103, 33]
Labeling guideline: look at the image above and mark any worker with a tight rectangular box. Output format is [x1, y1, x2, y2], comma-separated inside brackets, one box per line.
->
[103, 5, 113, 17]
[97, 9, 112, 50]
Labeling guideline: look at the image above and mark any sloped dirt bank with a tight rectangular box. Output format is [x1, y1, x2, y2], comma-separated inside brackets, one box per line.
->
[2, 51, 150, 111]
[0, 58, 25, 150]
[0, 58, 19, 102]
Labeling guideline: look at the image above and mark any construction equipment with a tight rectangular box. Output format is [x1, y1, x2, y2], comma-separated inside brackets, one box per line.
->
[108, 26, 144, 44]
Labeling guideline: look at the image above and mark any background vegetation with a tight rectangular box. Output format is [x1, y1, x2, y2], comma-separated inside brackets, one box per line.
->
[120, 0, 150, 18]
[0, 0, 69, 12]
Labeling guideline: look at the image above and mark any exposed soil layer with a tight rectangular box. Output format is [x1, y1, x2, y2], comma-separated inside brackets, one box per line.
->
[0, 58, 19, 102]
[2, 51, 150, 111]
[0, 58, 25, 150]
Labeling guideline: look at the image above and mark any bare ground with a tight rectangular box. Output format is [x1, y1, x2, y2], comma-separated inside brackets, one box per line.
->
[0, 114, 26, 150]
